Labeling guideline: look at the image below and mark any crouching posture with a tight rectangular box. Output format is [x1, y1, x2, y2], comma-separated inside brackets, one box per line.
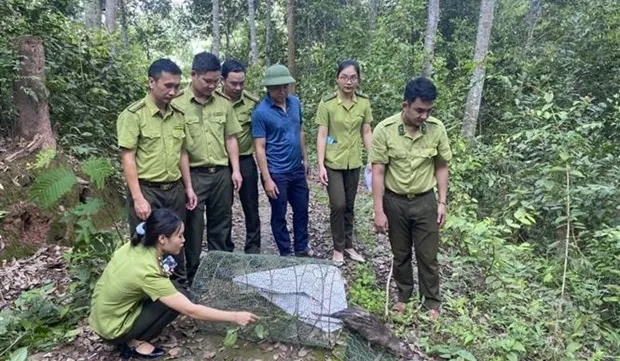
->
[88, 209, 258, 359]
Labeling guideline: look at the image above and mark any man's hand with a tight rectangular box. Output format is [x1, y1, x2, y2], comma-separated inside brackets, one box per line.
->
[263, 179, 279, 199]
[374, 211, 389, 234]
[318, 165, 329, 186]
[232, 170, 243, 191]
[134, 196, 151, 221]
[437, 203, 447, 227]
[233, 311, 259, 326]
[185, 188, 197, 210]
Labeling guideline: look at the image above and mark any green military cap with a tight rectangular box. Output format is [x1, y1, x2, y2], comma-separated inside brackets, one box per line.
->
[263, 64, 296, 86]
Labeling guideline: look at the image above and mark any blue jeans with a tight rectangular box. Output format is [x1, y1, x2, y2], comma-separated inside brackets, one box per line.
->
[267, 166, 309, 255]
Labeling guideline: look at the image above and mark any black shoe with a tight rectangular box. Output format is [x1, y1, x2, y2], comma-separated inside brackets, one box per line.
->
[131, 346, 166, 359]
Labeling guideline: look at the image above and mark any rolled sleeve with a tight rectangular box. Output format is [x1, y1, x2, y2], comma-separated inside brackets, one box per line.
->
[142, 273, 178, 301]
[314, 100, 329, 127]
[251, 110, 266, 138]
[369, 126, 389, 164]
[437, 125, 452, 162]
[117, 111, 139, 149]
[224, 103, 242, 136]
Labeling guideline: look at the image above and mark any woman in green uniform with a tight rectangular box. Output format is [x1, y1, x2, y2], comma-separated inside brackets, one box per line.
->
[316, 60, 373, 266]
[89, 209, 257, 359]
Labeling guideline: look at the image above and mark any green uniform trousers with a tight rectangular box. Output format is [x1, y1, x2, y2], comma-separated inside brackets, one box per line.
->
[107, 281, 189, 344]
[237, 155, 261, 253]
[184, 166, 234, 282]
[384, 189, 441, 310]
[127, 180, 187, 282]
[326, 167, 360, 252]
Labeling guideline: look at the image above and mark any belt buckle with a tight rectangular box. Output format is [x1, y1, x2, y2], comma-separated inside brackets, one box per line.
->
[407, 193, 417, 199]
[161, 183, 174, 191]
[207, 167, 216, 174]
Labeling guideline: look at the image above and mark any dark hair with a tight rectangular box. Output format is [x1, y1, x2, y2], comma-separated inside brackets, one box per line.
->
[222, 59, 246, 79]
[404, 77, 437, 103]
[131, 209, 183, 247]
[148, 58, 182, 80]
[192, 52, 221, 75]
[336, 59, 361, 78]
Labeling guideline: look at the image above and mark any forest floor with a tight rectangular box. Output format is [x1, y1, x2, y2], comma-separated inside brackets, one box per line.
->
[2, 173, 402, 361]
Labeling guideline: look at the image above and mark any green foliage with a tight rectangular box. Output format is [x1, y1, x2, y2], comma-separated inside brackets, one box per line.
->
[349, 264, 386, 315]
[32, 149, 57, 169]
[81, 157, 115, 190]
[29, 167, 77, 209]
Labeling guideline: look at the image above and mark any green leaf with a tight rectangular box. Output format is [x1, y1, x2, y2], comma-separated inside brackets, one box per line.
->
[506, 352, 518, 361]
[29, 167, 77, 208]
[9, 347, 28, 361]
[81, 157, 114, 189]
[223, 328, 238, 348]
[544, 92, 554, 103]
[253, 323, 266, 339]
[566, 342, 581, 353]
[512, 341, 526, 352]
[455, 349, 477, 361]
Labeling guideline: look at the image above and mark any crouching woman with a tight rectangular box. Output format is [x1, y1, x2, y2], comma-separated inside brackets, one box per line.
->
[89, 209, 258, 359]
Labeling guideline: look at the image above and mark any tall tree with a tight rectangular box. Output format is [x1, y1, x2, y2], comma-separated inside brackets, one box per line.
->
[461, 0, 496, 138]
[369, 0, 379, 29]
[105, 0, 117, 32]
[526, 0, 541, 49]
[421, 0, 440, 77]
[248, 0, 258, 65]
[287, 0, 296, 91]
[119, 0, 128, 47]
[84, 0, 102, 29]
[265, 0, 272, 65]
[13, 36, 56, 151]
[212, 0, 221, 56]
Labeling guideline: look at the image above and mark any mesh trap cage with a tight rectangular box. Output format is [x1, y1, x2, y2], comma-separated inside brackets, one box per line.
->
[190, 251, 348, 349]
[345, 333, 398, 361]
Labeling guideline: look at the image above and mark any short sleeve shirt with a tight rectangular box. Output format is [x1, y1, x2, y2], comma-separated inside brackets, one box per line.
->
[231, 91, 259, 156]
[251, 95, 304, 174]
[315, 91, 373, 169]
[116, 95, 186, 182]
[88, 243, 177, 340]
[172, 87, 242, 167]
[369, 113, 452, 195]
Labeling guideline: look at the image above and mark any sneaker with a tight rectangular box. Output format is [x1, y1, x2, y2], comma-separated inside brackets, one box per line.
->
[344, 248, 366, 263]
[332, 251, 344, 266]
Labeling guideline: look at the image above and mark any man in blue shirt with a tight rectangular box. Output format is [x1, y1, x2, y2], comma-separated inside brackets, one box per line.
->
[252, 64, 314, 257]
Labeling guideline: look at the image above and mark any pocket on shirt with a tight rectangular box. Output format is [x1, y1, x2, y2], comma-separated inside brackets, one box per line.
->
[171, 128, 185, 150]
[185, 116, 202, 134]
[415, 147, 438, 158]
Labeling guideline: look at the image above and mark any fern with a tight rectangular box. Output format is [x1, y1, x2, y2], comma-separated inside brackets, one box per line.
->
[81, 157, 114, 190]
[61, 198, 103, 223]
[29, 167, 77, 208]
[33, 149, 57, 169]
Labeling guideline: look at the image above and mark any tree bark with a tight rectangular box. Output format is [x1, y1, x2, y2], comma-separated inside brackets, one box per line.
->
[526, 0, 541, 49]
[287, 0, 296, 92]
[212, 0, 221, 56]
[119, 0, 129, 48]
[369, 0, 379, 29]
[13, 36, 56, 151]
[248, 0, 258, 65]
[84, 0, 102, 29]
[265, 0, 272, 65]
[105, 0, 117, 32]
[461, 0, 495, 138]
[421, 0, 440, 78]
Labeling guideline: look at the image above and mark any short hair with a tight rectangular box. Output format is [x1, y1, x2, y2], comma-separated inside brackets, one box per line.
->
[222, 59, 246, 79]
[192, 52, 221, 74]
[148, 59, 182, 79]
[404, 77, 437, 103]
[337, 59, 361, 78]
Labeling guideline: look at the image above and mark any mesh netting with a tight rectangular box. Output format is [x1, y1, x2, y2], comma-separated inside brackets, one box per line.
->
[345, 333, 398, 361]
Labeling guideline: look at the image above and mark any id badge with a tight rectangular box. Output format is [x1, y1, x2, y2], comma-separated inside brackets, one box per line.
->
[160, 255, 177, 276]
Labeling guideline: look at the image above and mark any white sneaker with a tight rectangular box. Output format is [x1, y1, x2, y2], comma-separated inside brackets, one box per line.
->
[344, 248, 366, 263]
[332, 251, 345, 266]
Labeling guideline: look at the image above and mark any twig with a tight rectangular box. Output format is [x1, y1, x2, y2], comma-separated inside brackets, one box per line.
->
[559, 164, 571, 311]
[0, 332, 26, 358]
[385, 256, 394, 317]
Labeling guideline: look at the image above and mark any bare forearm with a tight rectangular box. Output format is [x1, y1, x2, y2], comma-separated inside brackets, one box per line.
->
[435, 161, 449, 203]
[372, 164, 385, 214]
[180, 151, 193, 190]
[186, 304, 237, 323]
[121, 150, 143, 201]
[254, 140, 271, 182]
[226, 136, 240, 173]
[362, 125, 373, 154]
[301, 130, 308, 165]
[317, 127, 327, 167]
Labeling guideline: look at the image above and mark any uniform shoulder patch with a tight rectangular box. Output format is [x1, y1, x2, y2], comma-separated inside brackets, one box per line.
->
[127, 99, 146, 113]
[170, 101, 185, 115]
[215, 89, 231, 100]
[243, 91, 260, 103]
[322, 93, 337, 102]
[355, 91, 369, 99]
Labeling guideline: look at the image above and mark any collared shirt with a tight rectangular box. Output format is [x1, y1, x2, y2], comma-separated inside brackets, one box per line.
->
[230, 90, 260, 156]
[251, 94, 304, 174]
[172, 87, 241, 167]
[116, 95, 185, 182]
[315, 91, 373, 170]
[370, 113, 452, 195]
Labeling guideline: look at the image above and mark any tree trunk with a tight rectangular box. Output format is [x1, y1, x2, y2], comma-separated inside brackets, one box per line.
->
[212, 0, 221, 56]
[84, 0, 102, 29]
[13, 36, 56, 151]
[461, 0, 495, 138]
[119, 0, 128, 48]
[105, 0, 117, 32]
[265, 0, 272, 66]
[369, 0, 379, 29]
[526, 0, 541, 49]
[421, 0, 440, 78]
[287, 0, 296, 92]
[248, 0, 258, 65]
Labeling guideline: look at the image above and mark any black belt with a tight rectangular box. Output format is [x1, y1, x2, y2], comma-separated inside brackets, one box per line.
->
[239, 154, 254, 160]
[385, 189, 433, 200]
[191, 165, 228, 174]
[138, 179, 180, 191]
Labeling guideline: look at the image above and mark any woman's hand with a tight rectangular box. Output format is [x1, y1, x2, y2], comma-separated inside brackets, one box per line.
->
[233, 311, 259, 326]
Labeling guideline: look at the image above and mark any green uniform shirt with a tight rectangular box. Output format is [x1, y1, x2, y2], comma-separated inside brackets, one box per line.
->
[88, 243, 177, 340]
[315, 91, 373, 170]
[231, 90, 259, 156]
[116, 95, 186, 182]
[173, 87, 242, 167]
[370, 113, 452, 195]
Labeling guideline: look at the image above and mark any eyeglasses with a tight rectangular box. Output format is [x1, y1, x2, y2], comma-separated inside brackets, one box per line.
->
[338, 75, 359, 83]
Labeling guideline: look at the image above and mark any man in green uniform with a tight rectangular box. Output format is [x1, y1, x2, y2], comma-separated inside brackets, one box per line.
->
[370, 77, 451, 320]
[117, 58, 197, 281]
[172, 52, 242, 282]
[221, 59, 261, 254]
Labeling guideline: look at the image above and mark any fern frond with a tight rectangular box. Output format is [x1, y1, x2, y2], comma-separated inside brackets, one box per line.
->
[30, 167, 77, 208]
[81, 157, 114, 190]
[34, 148, 57, 169]
[62, 198, 104, 223]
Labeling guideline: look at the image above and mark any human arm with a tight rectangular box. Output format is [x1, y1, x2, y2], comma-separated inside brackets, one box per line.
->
[254, 138, 278, 199]
[317, 125, 329, 185]
[159, 292, 258, 326]
[226, 135, 242, 191]
[121, 149, 150, 220]
[180, 151, 197, 210]
[372, 163, 388, 233]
